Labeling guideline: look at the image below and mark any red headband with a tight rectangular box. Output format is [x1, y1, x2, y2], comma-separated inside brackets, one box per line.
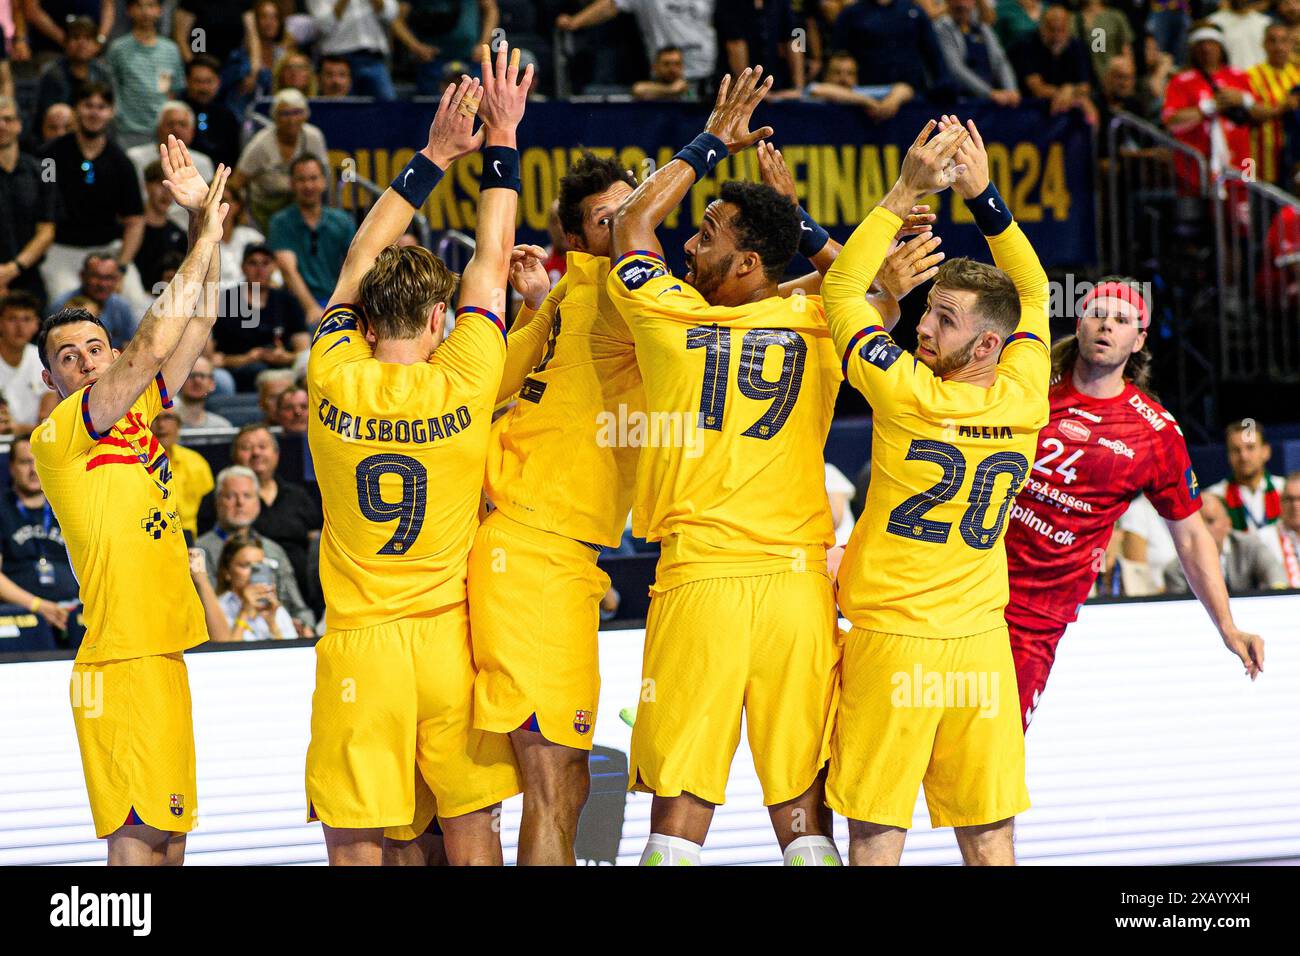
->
[1079, 281, 1150, 329]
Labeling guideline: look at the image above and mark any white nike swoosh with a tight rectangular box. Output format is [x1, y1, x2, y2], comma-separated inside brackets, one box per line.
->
[493, 160, 503, 177]
[800, 222, 812, 232]
[706, 149, 717, 163]
[403, 169, 413, 187]
[988, 197, 997, 210]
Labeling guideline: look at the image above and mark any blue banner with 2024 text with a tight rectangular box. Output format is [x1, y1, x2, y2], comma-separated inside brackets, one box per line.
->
[308, 99, 1096, 273]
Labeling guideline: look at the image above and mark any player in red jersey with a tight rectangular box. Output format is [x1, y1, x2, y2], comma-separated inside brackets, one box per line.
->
[1003, 277, 1265, 729]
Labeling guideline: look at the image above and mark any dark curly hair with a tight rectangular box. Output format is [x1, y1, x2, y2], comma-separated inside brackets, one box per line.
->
[557, 151, 637, 240]
[717, 180, 801, 282]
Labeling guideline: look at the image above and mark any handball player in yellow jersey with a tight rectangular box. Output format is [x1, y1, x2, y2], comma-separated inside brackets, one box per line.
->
[605, 67, 863, 866]
[32, 140, 231, 865]
[304, 47, 530, 866]
[823, 118, 1051, 865]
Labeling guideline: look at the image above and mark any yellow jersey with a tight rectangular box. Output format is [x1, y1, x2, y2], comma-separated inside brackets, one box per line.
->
[606, 250, 841, 589]
[307, 301, 506, 631]
[823, 207, 1050, 639]
[31, 375, 207, 663]
[165, 442, 214, 538]
[1247, 60, 1300, 184]
[487, 252, 644, 548]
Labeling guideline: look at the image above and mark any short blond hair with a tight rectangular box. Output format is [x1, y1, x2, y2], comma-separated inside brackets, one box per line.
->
[359, 245, 458, 340]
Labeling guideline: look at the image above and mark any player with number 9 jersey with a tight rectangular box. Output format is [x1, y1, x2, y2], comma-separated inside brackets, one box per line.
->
[309, 303, 503, 629]
[304, 62, 527, 861]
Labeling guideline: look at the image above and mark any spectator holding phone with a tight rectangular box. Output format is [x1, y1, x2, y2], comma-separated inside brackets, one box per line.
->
[215, 529, 295, 640]
[0, 436, 80, 637]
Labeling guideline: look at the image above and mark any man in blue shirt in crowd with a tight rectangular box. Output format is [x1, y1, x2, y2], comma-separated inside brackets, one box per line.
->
[267, 155, 355, 324]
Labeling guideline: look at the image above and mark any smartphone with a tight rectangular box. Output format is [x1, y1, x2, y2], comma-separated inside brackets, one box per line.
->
[249, 562, 275, 609]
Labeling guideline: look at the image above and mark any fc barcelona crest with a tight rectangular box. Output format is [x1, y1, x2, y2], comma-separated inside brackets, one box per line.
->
[573, 709, 592, 735]
[169, 793, 185, 817]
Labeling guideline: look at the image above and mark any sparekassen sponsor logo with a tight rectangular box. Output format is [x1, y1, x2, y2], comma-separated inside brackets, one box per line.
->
[50, 886, 151, 936]
[1067, 406, 1103, 424]
[1022, 476, 1094, 513]
[1098, 435, 1135, 459]
[1129, 392, 1166, 432]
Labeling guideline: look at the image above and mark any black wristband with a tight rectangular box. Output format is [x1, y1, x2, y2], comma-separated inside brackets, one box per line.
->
[796, 206, 830, 258]
[673, 132, 728, 181]
[970, 181, 1014, 237]
[481, 145, 522, 193]
[389, 151, 445, 209]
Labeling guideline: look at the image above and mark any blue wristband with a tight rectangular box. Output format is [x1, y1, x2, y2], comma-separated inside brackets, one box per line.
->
[481, 145, 522, 193]
[673, 132, 728, 181]
[970, 181, 1013, 237]
[389, 151, 444, 209]
[796, 206, 830, 258]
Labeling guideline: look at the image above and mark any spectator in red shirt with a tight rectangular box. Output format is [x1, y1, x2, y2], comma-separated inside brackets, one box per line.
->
[1162, 22, 1255, 193]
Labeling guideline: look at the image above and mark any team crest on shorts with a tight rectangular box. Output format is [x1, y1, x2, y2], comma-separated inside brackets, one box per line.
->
[169, 793, 185, 817]
[573, 709, 592, 735]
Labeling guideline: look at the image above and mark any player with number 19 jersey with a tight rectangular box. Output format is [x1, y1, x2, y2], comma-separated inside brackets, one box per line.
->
[605, 250, 843, 809]
[1004, 378, 1201, 726]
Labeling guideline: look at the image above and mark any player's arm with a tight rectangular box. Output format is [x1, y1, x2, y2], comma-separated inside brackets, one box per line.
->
[823, 121, 967, 400]
[456, 43, 532, 331]
[1166, 513, 1265, 679]
[756, 141, 842, 293]
[83, 165, 228, 436]
[759, 135, 940, 312]
[497, 250, 566, 405]
[611, 67, 775, 264]
[939, 115, 1049, 380]
[328, 75, 486, 311]
[157, 138, 227, 393]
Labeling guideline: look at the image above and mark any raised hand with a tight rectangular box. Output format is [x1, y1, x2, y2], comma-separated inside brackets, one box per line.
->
[199, 165, 232, 243]
[705, 67, 775, 154]
[423, 75, 484, 168]
[899, 204, 937, 238]
[756, 140, 797, 202]
[877, 233, 944, 302]
[936, 114, 989, 200]
[508, 243, 551, 309]
[160, 134, 211, 213]
[897, 120, 969, 198]
[477, 41, 534, 140]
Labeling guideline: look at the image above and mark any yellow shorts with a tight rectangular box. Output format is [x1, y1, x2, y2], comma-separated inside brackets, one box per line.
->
[827, 626, 1029, 830]
[305, 603, 521, 829]
[383, 766, 440, 843]
[630, 571, 840, 806]
[70, 652, 197, 838]
[468, 510, 609, 750]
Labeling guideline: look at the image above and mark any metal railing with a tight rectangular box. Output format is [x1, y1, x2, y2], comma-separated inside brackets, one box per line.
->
[1102, 112, 1219, 441]
[434, 230, 477, 274]
[1215, 170, 1300, 383]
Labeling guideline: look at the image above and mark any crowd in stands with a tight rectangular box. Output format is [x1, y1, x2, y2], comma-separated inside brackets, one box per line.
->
[0, 0, 1298, 648]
